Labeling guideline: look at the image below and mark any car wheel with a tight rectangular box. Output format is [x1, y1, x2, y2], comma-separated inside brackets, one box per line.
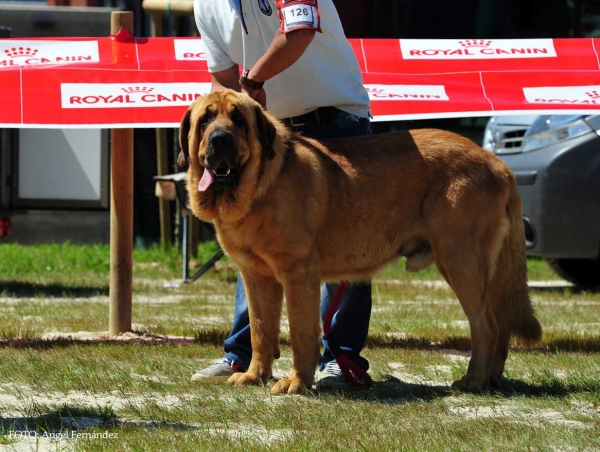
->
[544, 258, 600, 290]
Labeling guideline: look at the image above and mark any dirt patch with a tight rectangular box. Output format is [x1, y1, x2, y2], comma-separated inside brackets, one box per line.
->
[39, 331, 192, 343]
[387, 362, 452, 387]
[440, 349, 471, 362]
[0, 384, 193, 416]
[444, 397, 598, 428]
[202, 423, 292, 443]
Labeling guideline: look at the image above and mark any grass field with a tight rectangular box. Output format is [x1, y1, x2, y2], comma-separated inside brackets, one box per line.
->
[0, 242, 599, 451]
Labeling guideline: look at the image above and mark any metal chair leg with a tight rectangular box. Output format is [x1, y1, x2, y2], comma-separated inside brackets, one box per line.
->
[182, 214, 189, 282]
[188, 249, 225, 283]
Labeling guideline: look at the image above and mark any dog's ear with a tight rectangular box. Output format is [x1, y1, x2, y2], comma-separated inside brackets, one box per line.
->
[254, 105, 276, 160]
[177, 107, 192, 167]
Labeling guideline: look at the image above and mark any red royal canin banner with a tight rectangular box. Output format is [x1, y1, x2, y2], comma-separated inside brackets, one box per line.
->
[1, 36, 600, 128]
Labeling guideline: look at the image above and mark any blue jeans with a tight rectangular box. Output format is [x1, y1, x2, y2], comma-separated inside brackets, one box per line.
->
[223, 109, 372, 372]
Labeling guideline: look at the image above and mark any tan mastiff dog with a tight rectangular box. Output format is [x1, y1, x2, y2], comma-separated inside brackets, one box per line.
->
[178, 90, 542, 394]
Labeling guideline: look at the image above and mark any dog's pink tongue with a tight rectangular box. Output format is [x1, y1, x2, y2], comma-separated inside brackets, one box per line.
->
[198, 170, 214, 192]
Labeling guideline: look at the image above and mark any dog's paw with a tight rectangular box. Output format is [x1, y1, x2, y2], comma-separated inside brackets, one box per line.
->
[270, 377, 308, 395]
[227, 371, 262, 387]
[451, 377, 488, 393]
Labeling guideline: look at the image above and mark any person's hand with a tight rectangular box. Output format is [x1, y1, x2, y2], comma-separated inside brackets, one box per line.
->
[242, 86, 267, 110]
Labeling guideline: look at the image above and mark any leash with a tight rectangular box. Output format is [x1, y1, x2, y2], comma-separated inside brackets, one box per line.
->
[322, 281, 373, 389]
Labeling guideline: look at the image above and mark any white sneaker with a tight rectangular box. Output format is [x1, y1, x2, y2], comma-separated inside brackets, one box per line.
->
[315, 361, 364, 390]
[191, 358, 244, 382]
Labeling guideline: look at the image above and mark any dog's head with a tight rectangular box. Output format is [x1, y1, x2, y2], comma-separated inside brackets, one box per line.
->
[178, 90, 277, 193]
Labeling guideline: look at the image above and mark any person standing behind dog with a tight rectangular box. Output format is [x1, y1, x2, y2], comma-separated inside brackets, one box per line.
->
[191, 0, 372, 390]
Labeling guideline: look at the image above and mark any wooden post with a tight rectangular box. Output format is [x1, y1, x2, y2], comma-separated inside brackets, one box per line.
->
[109, 11, 134, 336]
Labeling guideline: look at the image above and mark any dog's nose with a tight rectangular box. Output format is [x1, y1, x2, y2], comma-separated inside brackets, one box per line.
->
[208, 129, 234, 151]
[206, 129, 236, 167]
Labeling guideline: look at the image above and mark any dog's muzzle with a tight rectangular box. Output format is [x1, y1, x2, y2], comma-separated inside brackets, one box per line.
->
[203, 129, 240, 191]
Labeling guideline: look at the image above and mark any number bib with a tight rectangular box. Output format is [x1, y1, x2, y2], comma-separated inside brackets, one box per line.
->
[276, 0, 322, 33]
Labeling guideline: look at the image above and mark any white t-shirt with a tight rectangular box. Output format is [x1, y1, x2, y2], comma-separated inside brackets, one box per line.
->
[193, 0, 370, 120]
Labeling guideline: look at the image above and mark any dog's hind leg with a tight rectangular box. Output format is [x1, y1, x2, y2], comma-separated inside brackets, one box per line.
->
[227, 273, 283, 388]
[433, 235, 499, 392]
[490, 330, 510, 388]
[489, 182, 542, 386]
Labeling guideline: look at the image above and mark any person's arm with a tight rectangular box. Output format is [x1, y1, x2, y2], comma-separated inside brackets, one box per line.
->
[242, 28, 315, 108]
[247, 28, 315, 84]
[194, 7, 240, 93]
[211, 64, 241, 92]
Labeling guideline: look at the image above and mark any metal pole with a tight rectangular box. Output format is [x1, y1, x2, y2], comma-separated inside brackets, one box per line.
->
[156, 128, 172, 250]
[182, 212, 189, 281]
[109, 11, 134, 336]
[148, 10, 172, 251]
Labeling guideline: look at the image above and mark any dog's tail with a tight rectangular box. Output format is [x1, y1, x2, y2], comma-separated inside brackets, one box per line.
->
[489, 179, 542, 346]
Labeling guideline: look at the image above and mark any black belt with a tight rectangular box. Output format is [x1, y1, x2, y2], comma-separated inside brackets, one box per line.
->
[282, 106, 340, 128]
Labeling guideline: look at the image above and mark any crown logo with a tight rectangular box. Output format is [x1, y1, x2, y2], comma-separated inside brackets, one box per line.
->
[4, 47, 39, 58]
[586, 90, 600, 99]
[459, 40, 492, 47]
[121, 87, 154, 94]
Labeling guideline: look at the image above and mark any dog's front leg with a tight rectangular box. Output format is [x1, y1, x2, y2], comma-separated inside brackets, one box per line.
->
[227, 273, 283, 388]
[271, 263, 321, 395]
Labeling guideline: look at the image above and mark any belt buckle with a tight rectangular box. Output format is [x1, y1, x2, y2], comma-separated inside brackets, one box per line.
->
[289, 109, 320, 127]
[289, 115, 307, 127]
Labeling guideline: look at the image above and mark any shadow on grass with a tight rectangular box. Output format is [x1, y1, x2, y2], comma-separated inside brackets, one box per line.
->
[321, 373, 600, 403]
[0, 405, 117, 436]
[529, 283, 599, 294]
[0, 405, 205, 438]
[0, 281, 108, 298]
[1, 327, 599, 354]
[0, 336, 198, 350]
[497, 376, 600, 397]
[366, 334, 471, 352]
[0, 328, 228, 349]
[361, 376, 450, 402]
[367, 333, 600, 354]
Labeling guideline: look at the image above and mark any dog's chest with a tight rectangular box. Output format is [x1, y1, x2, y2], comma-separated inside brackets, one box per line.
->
[216, 221, 275, 275]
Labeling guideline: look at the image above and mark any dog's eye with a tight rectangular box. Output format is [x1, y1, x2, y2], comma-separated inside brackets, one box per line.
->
[200, 112, 212, 129]
[231, 110, 246, 127]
